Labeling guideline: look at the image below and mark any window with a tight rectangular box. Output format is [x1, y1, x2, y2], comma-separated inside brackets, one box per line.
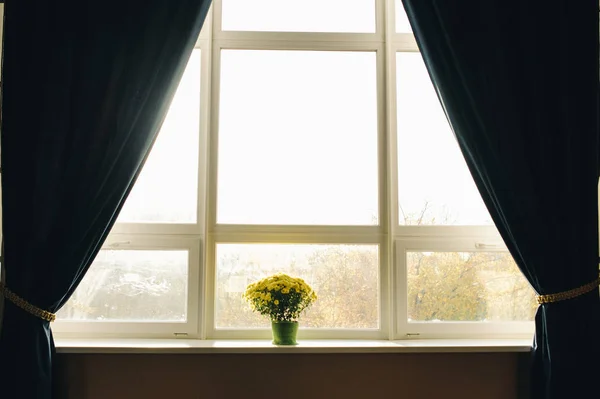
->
[396, 52, 491, 225]
[54, 0, 536, 340]
[54, 236, 200, 336]
[221, 0, 376, 33]
[215, 244, 379, 330]
[58, 249, 189, 322]
[406, 251, 534, 322]
[396, 240, 535, 337]
[217, 50, 378, 226]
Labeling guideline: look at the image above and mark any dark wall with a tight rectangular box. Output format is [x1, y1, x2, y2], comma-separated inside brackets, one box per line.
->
[55, 352, 527, 399]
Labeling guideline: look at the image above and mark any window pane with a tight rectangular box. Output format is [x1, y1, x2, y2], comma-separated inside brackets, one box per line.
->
[396, 52, 492, 225]
[407, 252, 536, 322]
[222, 0, 376, 33]
[57, 250, 188, 321]
[218, 50, 378, 225]
[117, 50, 201, 223]
[215, 244, 379, 329]
[395, 0, 412, 33]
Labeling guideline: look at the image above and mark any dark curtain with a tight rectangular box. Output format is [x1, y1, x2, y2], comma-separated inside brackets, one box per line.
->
[401, 1, 600, 398]
[0, 1, 210, 397]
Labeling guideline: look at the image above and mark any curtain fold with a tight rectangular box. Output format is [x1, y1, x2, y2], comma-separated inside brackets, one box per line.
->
[401, 1, 600, 398]
[0, 1, 210, 397]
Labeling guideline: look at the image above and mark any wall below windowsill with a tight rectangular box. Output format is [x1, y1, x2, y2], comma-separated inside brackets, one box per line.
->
[54, 338, 533, 354]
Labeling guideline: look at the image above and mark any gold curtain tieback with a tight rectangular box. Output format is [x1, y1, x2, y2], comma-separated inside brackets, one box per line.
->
[536, 274, 600, 305]
[0, 283, 56, 322]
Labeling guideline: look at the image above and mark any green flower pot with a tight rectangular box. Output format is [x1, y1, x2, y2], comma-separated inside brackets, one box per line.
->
[271, 321, 299, 345]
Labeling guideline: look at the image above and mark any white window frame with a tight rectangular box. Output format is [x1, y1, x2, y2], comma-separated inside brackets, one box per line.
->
[394, 239, 535, 340]
[52, 235, 202, 338]
[51, 0, 536, 340]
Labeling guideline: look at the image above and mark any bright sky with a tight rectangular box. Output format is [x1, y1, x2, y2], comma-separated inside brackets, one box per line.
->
[222, 0, 376, 32]
[117, 1, 492, 227]
[218, 50, 378, 225]
[395, 0, 412, 33]
[396, 53, 492, 225]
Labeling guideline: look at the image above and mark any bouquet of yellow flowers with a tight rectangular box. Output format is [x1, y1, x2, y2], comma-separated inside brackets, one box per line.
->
[243, 273, 317, 322]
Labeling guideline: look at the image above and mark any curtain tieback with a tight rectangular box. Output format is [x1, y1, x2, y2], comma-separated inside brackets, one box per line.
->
[536, 274, 600, 305]
[0, 283, 56, 322]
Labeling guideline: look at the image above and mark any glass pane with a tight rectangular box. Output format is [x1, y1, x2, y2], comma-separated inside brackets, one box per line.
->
[215, 244, 379, 328]
[218, 50, 378, 225]
[57, 250, 188, 321]
[222, 0, 376, 33]
[407, 252, 536, 322]
[117, 50, 201, 223]
[396, 52, 492, 225]
[395, 0, 412, 33]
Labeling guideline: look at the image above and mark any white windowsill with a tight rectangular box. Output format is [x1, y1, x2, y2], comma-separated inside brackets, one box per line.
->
[54, 338, 533, 354]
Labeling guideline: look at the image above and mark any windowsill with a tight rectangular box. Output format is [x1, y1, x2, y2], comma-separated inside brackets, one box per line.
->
[54, 338, 533, 354]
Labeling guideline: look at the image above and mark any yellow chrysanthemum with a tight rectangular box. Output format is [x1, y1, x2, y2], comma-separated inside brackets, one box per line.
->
[243, 273, 317, 322]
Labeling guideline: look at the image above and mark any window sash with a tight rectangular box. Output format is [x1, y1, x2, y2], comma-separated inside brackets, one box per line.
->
[204, 237, 389, 339]
[394, 239, 535, 339]
[52, 235, 202, 338]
